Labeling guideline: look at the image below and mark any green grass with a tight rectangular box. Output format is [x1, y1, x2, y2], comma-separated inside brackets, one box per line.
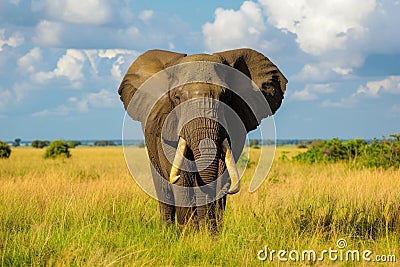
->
[0, 147, 399, 266]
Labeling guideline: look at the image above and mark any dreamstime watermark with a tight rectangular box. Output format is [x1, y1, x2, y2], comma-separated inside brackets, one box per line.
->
[257, 238, 397, 263]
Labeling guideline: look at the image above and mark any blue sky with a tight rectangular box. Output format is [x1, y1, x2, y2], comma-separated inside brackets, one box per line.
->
[0, 0, 399, 141]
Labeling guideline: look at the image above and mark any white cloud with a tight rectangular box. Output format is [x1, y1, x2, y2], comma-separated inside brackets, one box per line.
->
[83, 49, 139, 77]
[0, 89, 12, 110]
[97, 49, 139, 59]
[9, 0, 21, 5]
[83, 50, 99, 75]
[356, 76, 400, 97]
[390, 104, 400, 116]
[13, 82, 31, 102]
[322, 75, 400, 108]
[293, 63, 333, 82]
[33, 89, 118, 116]
[139, 10, 154, 23]
[291, 83, 335, 101]
[32, 20, 62, 46]
[259, 0, 376, 56]
[54, 49, 86, 81]
[121, 26, 141, 39]
[202, 0, 382, 81]
[111, 56, 125, 81]
[0, 29, 24, 51]
[366, 0, 400, 55]
[321, 97, 358, 108]
[17, 47, 42, 73]
[32, 104, 71, 117]
[332, 67, 353, 76]
[85, 89, 118, 108]
[27, 48, 138, 93]
[291, 89, 317, 101]
[34, 0, 111, 25]
[257, 0, 400, 83]
[68, 97, 77, 102]
[33, 49, 86, 87]
[203, 1, 268, 52]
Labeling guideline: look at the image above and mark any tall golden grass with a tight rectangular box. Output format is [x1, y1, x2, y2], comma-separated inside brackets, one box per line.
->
[0, 147, 399, 266]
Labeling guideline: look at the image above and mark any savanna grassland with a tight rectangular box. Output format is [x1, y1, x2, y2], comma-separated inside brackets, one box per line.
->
[1, 147, 399, 266]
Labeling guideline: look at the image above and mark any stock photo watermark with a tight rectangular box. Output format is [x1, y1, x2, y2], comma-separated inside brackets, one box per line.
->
[257, 238, 396, 263]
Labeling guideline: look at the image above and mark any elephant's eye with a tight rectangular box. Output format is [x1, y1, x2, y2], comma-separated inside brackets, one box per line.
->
[220, 89, 231, 103]
[173, 94, 180, 104]
[262, 81, 276, 96]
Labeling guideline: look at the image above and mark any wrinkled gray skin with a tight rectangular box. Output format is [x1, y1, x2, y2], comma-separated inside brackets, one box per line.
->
[118, 48, 287, 231]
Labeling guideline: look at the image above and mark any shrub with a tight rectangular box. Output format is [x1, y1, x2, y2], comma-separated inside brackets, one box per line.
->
[293, 134, 400, 169]
[136, 141, 145, 148]
[248, 139, 259, 148]
[297, 143, 308, 149]
[94, 140, 116, 146]
[0, 141, 11, 158]
[237, 152, 254, 168]
[31, 140, 50, 148]
[362, 135, 400, 169]
[68, 140, 81, 148]
[343, 138, 367, 162]
[44, 140, 71, 159]
[279, 151, 289, 161]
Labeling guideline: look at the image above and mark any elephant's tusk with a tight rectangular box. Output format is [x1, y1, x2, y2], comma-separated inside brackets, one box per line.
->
[222, 138, 241, 194]
[169, 137, 187, 184]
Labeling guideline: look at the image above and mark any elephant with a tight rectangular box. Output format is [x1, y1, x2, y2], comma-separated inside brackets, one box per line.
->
[118, 48, 287, 231]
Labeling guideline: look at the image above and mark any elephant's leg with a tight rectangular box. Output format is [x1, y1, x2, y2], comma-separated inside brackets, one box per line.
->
[176, 207, 195, 228]
[214, 195, 227, 232]
[158, 202, 175, 224]
[174, 171, 196, 228]
[213, 163, 229, 231]
[151, 164, 175, 224]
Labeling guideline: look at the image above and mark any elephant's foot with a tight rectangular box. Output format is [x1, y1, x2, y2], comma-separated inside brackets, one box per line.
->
[159, 202, 175, 225]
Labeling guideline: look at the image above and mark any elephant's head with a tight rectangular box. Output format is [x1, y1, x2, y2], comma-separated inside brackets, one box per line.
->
[118, 48, 287, 228]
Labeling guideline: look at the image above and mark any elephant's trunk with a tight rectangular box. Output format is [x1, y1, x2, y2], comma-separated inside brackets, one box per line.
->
[181, 117, 224, 224]
[168, 97, 242, 226]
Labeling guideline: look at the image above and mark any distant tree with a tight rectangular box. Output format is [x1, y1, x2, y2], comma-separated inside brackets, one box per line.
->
[297, 143, 308, 149]
[44, 140, 71, 159]
[0, 141, 11, 158]
[263, 139, 275, 146]
[279, 151, 290, 161]
[136, 141, 145, 148]
[31, 140, 50, 148]
[94, 140, 116, 146]
[311, 139, 324, 147]
[14, 138, 21, 147]
[249, 139, 260, 148]
[68, 140, 81, 148]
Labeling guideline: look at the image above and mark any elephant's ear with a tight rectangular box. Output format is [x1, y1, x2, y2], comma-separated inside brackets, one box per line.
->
[214, 48, 287, 132]
[118, 49, 187, 117]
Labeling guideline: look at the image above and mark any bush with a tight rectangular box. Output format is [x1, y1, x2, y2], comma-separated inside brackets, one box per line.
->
[136, 141, 146, 148]
[297, 143, 308, 149]
[68, 140, 81, 148]
[248, 139, 259, 148]
[44, 140, 71, 159]
[31, 140, 50, 148]
[237, 152, 254, 168]
[362, 135, 400, 169]
[293, 134, 400, 169]
[94, 140, 116, 146]
[0, 141, 11, 158]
